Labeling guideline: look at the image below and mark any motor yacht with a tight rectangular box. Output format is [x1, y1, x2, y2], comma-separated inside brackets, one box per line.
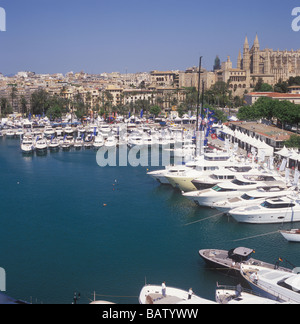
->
[147, 165, 193, 185]
[74, 137, 83, 149]
[191, 166, 257, 191]
[104, 136, 118, 148]
[93, 135, 105, 148]
[84, 134, 94, 149]
[139, 284, 216, 304]
[48, 138, 60, 150]
[64, 126, 74, 136]
[127, 133, 143, 148]
[240, 264, 300, 303]
[212, 186, 293, 213]
[55, 126, 63, 137]
[183, 173, 285, 207]
[229, 195, 300, 224]
[5, 129, 15, 137]
[21, 136, 34, 153]
[165, 157, 245, 193]
[35, 138, 48, 151]
[44, 126, 55, 138]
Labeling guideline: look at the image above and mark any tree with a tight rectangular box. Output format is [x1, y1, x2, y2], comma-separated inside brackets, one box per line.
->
[285, 134, 300, 148]
[10, 85, 18, 112]
[20, 95, 28, 117]
[254, 78, 273, 92]
[150, 105, 161, 117]
[31, 89, 50, 115]
[0, 97, 12, 117]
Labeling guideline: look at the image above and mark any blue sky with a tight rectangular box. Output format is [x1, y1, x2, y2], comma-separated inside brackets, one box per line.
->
[0, 0, 300, 75]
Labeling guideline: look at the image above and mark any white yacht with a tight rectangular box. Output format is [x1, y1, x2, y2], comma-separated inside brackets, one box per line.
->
[16, 128, 24, 137]
[147, 151, 232, 188]
[21, 136, 34, 153]
[74, 136, 83, 149]
[44, 126, 55, 138]
[127, 133, 143, 148]
[183, 174, 285, 207]
[212, 186, 293, 214]
[139, 285, 216, 304]
[104, 136, 118, 148]
[165, 158, 247, 193]
[6, 129, 15, 137]
[147, 165, 192, 185]
[229, 195, 300, 224]
[48, 138, 60, 150]
[55, 126, 63, 137]
[64, 126, 74, 136]
[240, 264, 300, 303]
[35, 138, 48, 151]
[191, 166, 257, 191]
[93, 135, 105, 148]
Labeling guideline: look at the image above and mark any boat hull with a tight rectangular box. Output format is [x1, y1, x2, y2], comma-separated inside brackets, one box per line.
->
[280, 230, 300, 242]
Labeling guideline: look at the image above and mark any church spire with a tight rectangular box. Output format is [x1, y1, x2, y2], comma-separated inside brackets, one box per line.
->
[254, 33, 260, 49]
[237, 50, 242, 69]
[244, 36, 249, 51]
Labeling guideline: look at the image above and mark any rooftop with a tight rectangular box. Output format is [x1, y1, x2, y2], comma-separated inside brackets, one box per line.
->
[229, 122, 294, 141]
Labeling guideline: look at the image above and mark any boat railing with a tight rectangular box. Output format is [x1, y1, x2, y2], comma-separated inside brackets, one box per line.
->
[241, 269, 297, 304]
[216, 283, 257, 297]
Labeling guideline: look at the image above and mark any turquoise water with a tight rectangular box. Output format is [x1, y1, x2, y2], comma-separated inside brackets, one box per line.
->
[0, 137, 300, 304]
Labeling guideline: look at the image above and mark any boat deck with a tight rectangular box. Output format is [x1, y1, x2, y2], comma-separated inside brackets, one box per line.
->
[145, 293, 182, 304]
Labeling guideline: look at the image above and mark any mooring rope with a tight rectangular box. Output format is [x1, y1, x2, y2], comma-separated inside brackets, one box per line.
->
[183, 212, 224, 226]
[231, 230, 280, 242]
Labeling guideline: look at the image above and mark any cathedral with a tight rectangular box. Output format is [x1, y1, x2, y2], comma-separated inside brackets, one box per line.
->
[237, 34, 300, 87]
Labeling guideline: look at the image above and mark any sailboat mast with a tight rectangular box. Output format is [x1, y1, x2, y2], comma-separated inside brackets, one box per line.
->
[196, 56, 203, 157]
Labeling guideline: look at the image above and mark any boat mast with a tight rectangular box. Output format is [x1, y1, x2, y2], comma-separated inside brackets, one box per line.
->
[196, 56, 203, 157]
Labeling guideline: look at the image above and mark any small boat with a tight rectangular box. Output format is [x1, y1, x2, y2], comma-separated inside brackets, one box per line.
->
[105, 136, 117, 148]
[280, 229, 300, 242]
[74, 137, 83, 149]
[93, 135, 105, 148]
[21, 137, 34, 154]
[6, 129, 15, 137]
[35, 138, 48, 151]
[139, 284, 216, 304]
[49, 138, 60, 150]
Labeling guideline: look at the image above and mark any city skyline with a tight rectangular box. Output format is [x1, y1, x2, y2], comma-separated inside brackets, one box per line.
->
[1, 0, 300, 75]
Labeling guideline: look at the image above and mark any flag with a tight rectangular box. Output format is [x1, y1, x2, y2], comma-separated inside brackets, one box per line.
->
[140, 109, 144, 118]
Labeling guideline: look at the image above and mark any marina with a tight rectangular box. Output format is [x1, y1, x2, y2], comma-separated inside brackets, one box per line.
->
[1, 116, 300, 304]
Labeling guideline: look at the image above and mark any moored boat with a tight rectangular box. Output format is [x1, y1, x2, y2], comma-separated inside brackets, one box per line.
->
[280, 229, 300, 242]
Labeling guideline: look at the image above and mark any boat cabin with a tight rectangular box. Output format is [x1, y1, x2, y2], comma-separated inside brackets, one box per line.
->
[228, 247, 254, 263]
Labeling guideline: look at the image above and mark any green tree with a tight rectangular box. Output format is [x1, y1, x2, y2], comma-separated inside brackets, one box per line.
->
[150, 105, 161, 117]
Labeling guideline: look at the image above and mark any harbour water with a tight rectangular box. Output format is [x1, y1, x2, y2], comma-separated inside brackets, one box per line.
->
[1, 136, 300, 304]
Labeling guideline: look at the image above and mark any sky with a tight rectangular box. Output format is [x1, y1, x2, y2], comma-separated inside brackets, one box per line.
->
[0, 0, 300, 75]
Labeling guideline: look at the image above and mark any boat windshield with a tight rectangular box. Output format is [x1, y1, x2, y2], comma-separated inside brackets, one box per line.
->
[241, 194, 259, 201]
[212, 186, 237, 192]
[261, 201, 295, 209]
[232, 179, 256, 186]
